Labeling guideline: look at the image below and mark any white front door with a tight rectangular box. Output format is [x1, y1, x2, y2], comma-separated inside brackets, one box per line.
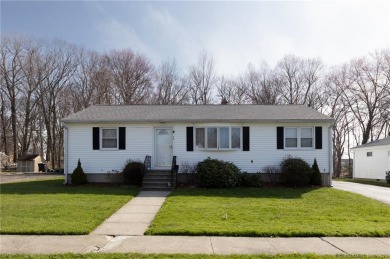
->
[155, 128, 173, 167]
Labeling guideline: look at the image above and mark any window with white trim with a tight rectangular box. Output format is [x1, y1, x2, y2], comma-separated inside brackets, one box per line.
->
[285, 127, 313, 149]
[195, 127, 241, 150]
[101, 128, 118, 149]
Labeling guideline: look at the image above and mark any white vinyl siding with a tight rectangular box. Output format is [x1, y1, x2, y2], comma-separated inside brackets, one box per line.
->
[175, 123, 330, 174]
[353, 146, 390, 181]
[65, 122, 331, 175]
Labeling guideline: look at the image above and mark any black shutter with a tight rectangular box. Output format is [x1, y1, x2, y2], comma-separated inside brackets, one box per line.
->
[93, 127, 100, 150]
[277, 127, 284, 149]
[186, 127, 193, 151]
[315, 127, 322, 149]
[243, 127, 250, 151]
[119, 127, 126, 150]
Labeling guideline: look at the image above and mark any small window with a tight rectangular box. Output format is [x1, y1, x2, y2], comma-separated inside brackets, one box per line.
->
[195, 128, 205, 148]
[367, 152, 373, 157]
[231, 127, 241, 149]
[285, 127, 314, 149]
[207, 127, 218, 149]
[219, 127, 229, 149]
[300, 128, 313, 148]
[285, 128, 298, 148]
[101, 128, 118, 149]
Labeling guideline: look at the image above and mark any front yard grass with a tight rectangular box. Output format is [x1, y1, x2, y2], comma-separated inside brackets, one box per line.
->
[0, 179, 138, 235]
[146, 187, 390, 237]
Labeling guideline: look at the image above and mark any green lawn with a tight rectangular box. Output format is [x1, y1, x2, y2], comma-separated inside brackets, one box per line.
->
[334, 178, 390, 188]
[0, 179, 138, 235]
[146, 187, 390, 237]
[1, 254, 387, 259]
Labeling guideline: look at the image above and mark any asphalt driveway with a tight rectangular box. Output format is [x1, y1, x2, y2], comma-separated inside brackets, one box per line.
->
[332, 181, 390, 205]
[0, 172, 63, 184]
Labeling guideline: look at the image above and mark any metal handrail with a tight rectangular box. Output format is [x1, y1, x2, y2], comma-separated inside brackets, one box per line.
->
[171, 156, 178, 188]
[144, 155, 151, 172]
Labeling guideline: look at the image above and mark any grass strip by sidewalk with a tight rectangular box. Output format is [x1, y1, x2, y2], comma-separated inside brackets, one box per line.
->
[1, 254, 388, 259]
[146, 187, 390, 237]
[334, 178, 390, 188]
[0, 179, 138, 235]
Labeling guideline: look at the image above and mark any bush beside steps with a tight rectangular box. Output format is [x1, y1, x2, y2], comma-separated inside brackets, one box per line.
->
[71, 159, 88, 185]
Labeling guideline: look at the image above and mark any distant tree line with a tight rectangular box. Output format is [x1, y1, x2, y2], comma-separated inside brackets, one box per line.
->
[1, 34, 389, 176]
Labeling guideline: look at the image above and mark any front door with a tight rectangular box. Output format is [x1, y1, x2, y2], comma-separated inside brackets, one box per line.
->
[155, 128, 173, 168]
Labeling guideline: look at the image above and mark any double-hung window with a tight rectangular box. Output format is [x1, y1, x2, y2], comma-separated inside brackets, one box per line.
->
[101, 128, 118, 149]
[285, 127, 313, 149]
[195, 126, 241, 150]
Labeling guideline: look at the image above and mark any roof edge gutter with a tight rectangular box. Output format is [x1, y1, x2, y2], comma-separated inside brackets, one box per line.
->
[61, 119, 335, 124]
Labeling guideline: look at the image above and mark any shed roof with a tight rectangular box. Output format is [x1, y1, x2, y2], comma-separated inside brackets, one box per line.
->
[352, 137, 390, 149]
[18, 154, 39, 161]
[62, 105, 334, 124]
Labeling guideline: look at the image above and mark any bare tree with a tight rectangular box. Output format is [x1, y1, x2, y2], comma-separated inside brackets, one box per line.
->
[37, 40, 77, 168]
[324, 65, 352, 177]
[217, 76, 249, 104]
[276, 55, 324, 108]
[18, 40, 44, 156]
[242, 63, 280, 105]
[152, 59, 188, 104]
[107, 49, 153, 105]
[0, 35, 26, 161]
[188, 51, 217, 104]
[343, 51, 389, 144]
[0, 87, 11, 156]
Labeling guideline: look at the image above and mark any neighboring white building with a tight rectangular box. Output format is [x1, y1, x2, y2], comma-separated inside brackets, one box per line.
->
[352, 137, 390, 181]
[62, 105, 334, 185]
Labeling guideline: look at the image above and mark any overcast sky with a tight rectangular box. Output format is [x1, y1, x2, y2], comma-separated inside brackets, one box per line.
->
[2, 1, 390, 76]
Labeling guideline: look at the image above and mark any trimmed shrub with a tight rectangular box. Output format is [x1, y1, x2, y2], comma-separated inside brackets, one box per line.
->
[122, 160, 144, 186]
[311, 159, 322, 186]
[280, 157, 311, 187]
[240, 172, 262, 187]
[197, 158, 241, 188]
[386, 171, 390, 184]
[71, 159, 87, 185]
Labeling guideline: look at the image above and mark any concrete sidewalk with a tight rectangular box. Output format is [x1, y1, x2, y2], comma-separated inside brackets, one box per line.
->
[1, 235, 389, 255]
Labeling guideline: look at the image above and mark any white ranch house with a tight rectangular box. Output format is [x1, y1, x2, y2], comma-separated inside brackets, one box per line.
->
[62, 105, 334, 186]
[352, 137, 390, 181]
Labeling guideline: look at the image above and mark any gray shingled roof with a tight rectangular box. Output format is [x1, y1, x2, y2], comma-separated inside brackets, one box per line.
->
[352, 137, 390, 149]
[62, 105, 334, 124]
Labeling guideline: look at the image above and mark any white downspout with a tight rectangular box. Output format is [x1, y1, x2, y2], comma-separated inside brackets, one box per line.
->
[328, 124, 333, 187]
[63, 124, 69, 185]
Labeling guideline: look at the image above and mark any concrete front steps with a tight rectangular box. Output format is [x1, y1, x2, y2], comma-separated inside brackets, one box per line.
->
[141, 170, 173, 191]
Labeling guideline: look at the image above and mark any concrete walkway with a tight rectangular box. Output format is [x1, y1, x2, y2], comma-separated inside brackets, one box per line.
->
[332, 181, 390, 205]
[92, 191, 171, 235]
